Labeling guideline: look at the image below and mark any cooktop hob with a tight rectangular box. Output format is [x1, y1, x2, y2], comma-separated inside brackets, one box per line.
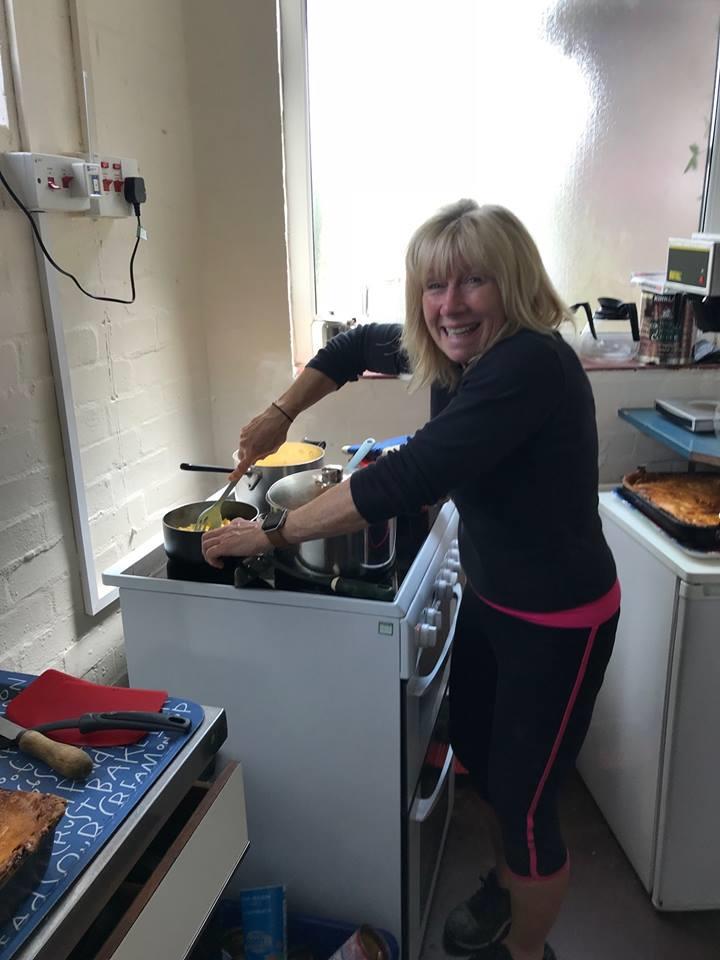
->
[141, 510, 436, 598]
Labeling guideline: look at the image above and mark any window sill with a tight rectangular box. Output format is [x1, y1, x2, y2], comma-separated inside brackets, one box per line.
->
[295, 361, 719, 379]
[582, 361, 720, 372]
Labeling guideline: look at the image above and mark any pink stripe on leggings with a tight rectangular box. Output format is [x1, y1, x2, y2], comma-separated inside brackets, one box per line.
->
[476, 580, 620, 878]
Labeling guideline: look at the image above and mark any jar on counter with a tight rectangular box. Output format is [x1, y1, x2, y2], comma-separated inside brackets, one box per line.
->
[637, 289, 695, 365]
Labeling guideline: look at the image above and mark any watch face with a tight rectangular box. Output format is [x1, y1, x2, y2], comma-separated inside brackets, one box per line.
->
[262, 509, 286, 532]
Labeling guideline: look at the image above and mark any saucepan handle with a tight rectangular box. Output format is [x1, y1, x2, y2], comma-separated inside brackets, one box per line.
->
[180, 462, 234, 473]
[246, 469, 262, 491]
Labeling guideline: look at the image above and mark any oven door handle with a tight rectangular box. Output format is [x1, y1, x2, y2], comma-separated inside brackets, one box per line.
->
[408, 584, 462, 698]
[411, 745, 454, 823]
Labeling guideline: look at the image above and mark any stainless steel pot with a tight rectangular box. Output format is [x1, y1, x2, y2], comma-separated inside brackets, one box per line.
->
[266, 467, 396, 579]
[232, 441, 326, 511]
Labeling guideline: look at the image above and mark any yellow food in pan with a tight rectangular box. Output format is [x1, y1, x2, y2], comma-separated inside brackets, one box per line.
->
[177, 518, 232, 532]
[255, 441, 321, 467]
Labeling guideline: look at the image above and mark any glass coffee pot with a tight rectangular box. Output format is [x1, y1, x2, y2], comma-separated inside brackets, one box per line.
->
[570, 298, 640, 363]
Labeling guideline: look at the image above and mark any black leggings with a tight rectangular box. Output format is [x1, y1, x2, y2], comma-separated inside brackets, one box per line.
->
[448, 585, 619, 879]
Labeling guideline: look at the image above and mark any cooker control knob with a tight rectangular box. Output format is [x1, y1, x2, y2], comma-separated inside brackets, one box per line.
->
[415, 622, 438, 648]
[442, 569, 459, 588]
[424, 606, 442, 628]
[445, 557, 461, 573]
[434, 577, 452, 603]
[450, 538, 459, 552]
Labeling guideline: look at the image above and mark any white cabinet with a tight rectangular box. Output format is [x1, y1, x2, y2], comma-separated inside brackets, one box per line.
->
[653, 582, 720, 909]
[578, 492, 720, 909]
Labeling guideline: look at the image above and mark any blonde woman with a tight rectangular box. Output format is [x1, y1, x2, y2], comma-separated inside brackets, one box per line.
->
[204, 200, 620, 960]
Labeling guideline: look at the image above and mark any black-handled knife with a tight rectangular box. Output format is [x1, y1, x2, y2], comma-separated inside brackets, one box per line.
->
[33, 711, 191, 736]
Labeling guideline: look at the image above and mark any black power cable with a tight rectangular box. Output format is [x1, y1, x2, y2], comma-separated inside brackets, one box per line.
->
[0, 166, 146, 304]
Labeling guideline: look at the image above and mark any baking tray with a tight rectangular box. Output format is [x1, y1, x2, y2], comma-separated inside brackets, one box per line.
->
[617, 470, 720, 551]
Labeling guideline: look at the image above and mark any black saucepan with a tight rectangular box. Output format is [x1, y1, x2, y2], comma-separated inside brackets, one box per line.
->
[163, 500, 259, 564]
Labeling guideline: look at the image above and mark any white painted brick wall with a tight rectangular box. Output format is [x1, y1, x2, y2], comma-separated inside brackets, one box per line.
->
[0, 0, 216, 685]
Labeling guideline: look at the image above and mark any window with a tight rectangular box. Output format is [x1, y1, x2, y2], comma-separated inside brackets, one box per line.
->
[281, 0, 720, 363]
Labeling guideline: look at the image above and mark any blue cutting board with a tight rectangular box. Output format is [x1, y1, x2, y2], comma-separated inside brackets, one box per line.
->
[0, 670, 205, 960]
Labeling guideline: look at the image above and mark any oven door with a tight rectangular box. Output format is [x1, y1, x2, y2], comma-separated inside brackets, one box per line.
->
[405, 582, 462, 806]
[406, 739, 455, 960]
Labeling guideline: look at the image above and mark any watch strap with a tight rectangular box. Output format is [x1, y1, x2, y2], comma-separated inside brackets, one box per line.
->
[264, 526, 291, 550]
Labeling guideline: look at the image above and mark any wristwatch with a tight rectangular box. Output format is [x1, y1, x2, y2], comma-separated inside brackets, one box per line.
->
[262, 508, 291, 549]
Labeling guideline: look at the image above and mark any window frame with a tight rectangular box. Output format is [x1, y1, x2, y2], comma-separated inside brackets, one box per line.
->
[278, 0, 316, 365]
[0, 2, 17, 150]
[701, 31, 720, 234]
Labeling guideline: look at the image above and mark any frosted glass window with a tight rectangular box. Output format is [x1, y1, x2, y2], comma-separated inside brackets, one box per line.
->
[306, 0, 718, 325]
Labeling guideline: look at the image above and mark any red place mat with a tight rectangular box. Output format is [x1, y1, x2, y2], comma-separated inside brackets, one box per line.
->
[5, 669, 168, 746]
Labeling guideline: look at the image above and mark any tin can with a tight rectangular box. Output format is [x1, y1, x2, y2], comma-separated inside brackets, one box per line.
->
[328, 925, 391, 960]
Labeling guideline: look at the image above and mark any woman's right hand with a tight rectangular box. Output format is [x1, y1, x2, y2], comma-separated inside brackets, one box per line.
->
[230, 405, 291, 480]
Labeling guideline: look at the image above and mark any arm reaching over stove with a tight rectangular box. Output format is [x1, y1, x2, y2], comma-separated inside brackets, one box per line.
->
[201, 480, 364, 568]
[204, 334, 563, 567]
[229, 324, 407, 481]
[229, 367, 338, 481]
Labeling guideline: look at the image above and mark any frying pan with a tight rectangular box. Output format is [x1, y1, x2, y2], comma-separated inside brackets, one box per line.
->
[163, 499, 259, 564]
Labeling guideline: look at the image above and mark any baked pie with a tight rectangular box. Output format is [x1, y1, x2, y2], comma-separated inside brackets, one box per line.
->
[0, 788, 67, 890]
[623, 470, 720, 527]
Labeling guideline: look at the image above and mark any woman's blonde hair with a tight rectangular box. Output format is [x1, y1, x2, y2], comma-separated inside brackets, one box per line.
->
[401, 199, 571, 389]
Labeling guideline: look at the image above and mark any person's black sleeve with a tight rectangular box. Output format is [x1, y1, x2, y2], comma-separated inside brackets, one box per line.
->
[306, 323, 409, 386]
[350, 335, 565, 521]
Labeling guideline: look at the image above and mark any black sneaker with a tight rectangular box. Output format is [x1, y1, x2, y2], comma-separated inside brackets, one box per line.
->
[443, 869, 512, 955]
[470, 942, 557, 960]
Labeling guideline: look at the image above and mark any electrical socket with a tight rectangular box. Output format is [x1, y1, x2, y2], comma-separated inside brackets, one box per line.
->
[89, 156, 140, 218]
[1, 152, 91, 214]
[1, 152, 140, 218]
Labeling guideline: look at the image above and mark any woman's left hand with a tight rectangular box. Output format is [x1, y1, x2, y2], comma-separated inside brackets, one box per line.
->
[202, 518, 272, 568]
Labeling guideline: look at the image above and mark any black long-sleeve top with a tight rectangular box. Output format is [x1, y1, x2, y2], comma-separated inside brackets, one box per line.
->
[307, 323, 616, 610]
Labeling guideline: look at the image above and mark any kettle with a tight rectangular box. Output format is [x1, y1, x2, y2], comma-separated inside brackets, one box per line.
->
[570, 298, 640, 363]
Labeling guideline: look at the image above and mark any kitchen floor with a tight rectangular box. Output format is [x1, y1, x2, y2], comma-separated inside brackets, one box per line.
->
[421, 770, 720, 960]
